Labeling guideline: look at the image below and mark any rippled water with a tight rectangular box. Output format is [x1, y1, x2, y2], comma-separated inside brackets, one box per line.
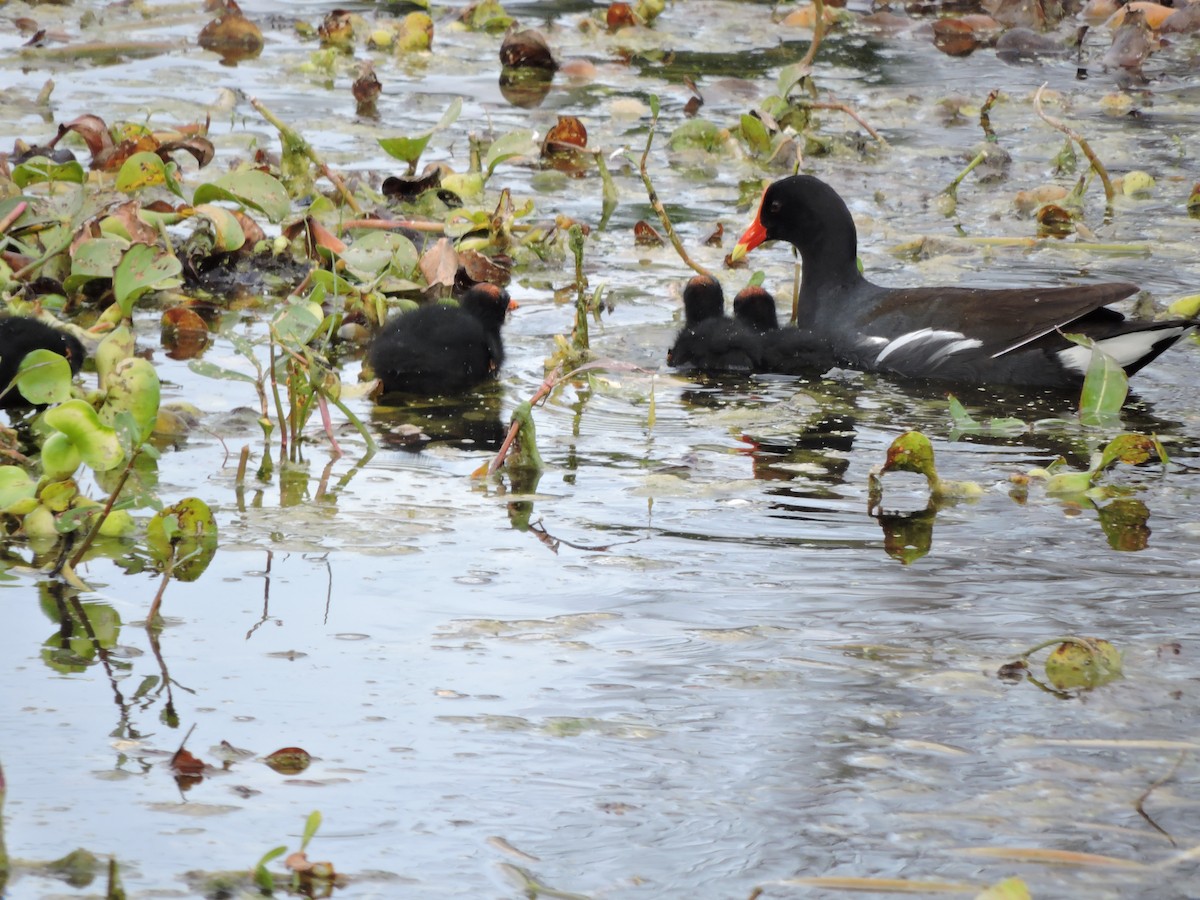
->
[3, 1, 1200, 897]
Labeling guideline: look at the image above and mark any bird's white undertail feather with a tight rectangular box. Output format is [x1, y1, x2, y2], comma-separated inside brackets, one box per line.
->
[1055, 326, 1192, 374]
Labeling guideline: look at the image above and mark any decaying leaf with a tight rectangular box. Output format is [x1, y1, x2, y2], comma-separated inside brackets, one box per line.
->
[633, 220, 664, 247]
[500, 27, 557, 70]
[264, 746, 312, 774]
[419, 237, 459, 294]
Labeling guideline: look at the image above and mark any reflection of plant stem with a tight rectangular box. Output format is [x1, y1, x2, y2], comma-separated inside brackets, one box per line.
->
[324, 392, 376, 458]
[246, 550, 274, 641]
[979, 89, 1000, 142]
[1137, 751, 1186, 847]
[635, 104, 713, 279]
[147, 553, 174, 626]
[65, 446, 142, 572]
[249, 97, 362, 214]
[1034, 83, 1113, 207]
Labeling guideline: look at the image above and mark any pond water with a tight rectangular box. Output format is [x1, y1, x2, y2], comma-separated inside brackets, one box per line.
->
[2, 1, 1200, 897]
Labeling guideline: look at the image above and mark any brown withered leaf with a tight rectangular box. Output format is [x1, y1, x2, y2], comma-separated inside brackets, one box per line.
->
[283, 217, 347, 258]
[318, 9, 354, 49]
[353, 61, 382, 107]
[231, 209, 265, 247]
[542, 116, 588, 155]
[633, 220, 664, 247]
[932, 18, 980, 56]
[607, 2, 639, 29]
[263, 746, 312, 775]
[198, 0, 264, 56]
[703, 222, 724, 247]
[107, 200, 160, 245]
[171, 747, 206, 775]
[157, 137, 216, 169]
[500, 27, 558, 69]
[419, 237, 459, 295]
[458, 250, 512, 287]
[53, 114, 113, 162]
[161, 306, 210, 360]
[93, 134, 159, 172]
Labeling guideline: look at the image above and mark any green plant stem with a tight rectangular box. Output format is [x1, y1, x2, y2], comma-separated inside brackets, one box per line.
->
[943, 149, 987, 198]
[324, 391, 377, 457]
[67, 447, 141, 570]
[249, 97, 362, 214]
[1033, 83, 1114, 208]
[635, 107, 713, 279]
[268, 342, 288, 463]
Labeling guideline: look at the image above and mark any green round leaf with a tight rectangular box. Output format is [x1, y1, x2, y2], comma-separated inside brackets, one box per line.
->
[43, 399, 125, 472]
[15, 349, 75, 405]
[191, 170, 292, 223]
[113, 244, 183, 317]
[99, 357, 161, 444]
[147, 498, 218, 582]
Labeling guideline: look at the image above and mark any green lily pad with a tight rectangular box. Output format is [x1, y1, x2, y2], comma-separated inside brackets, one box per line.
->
[147, 497, 218, 582]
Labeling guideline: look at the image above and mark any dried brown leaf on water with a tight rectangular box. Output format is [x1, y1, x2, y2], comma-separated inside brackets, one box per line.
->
[105, 199, 160, 244]
[459, 248, 512, 286]
[156, 136, 216, 169]
[53, 114, 113, 161]
[171, 747, 206, 775]
[607, 3, 640, 29]
[1105, 1, 1175, 29]
[500, 27, 557, 70]
[419, 236, 459, 293]
[352, 61, 381, 107]
[703, 222, 724, 247]
[1104, 9, 1158, 70]
[318, 9, 355, 50]
[633, 220, 664, 247]
[161, 307, 210, 360]
[1013, 183, 1068, 215]
[542, 115, 588, 155]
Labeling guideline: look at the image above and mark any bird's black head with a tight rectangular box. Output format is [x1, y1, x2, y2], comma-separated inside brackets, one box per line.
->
[681, 274, 724, 326]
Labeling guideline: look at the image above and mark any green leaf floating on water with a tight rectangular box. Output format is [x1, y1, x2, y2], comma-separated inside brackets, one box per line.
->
[15, 348, 75, 405]
[115, 150, 182, 198]
[191, 169, 292, 223]
[0, 467, 36, 511]
[43, 399, 124, 473]
[147, 497, 218, 582]
[113, 244, 183, 319]
[65, 237, 126, 295]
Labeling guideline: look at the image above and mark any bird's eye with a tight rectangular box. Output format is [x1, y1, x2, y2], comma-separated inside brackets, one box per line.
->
[768, 200, 782, 216]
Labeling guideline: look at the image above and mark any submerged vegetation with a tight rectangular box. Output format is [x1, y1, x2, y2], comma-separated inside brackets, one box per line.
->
[2, 0, 1200, 896]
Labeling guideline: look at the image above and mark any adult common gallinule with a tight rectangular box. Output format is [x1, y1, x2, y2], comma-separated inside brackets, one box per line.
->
[369, 283, 516, 395]
[667, 274, 764, 372]
[732, 175, 1195, 387]
[0, 316, 85, 409]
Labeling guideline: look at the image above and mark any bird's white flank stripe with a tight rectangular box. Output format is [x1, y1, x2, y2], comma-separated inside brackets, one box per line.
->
[875, 328, 982, 364]
[1056, 326, 1191, 374]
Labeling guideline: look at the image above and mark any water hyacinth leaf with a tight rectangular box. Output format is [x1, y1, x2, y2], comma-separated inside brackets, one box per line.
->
[1044, 469, 1095, 495]
[146, 498, 218, 582]
[40, 431, 83, 480]
[272, 300, 324, 347]
[99, 357, 161, 444]
[43, 400, 124, 472]
[113, 244, 184, 318]
[378, 97, 463, 167]
[739, 113, 771, 157]
[0, 467, 36, 509]
[115, 151, 181, 197]
[668, 119, 726, 153]
[66, 237, 127, 293]
[187, 359, 259, 384]
[191, 170, 292, 223]
[1167, 294, 1200, 318]
[95, 324, 137, 390]
[880, 431, 938, 486]
[777, 62, 812, 95]
[1044, 638, 1122, 690]
[1096, 433, 1162, 472]
[485, 129, 538, 178]
[15, 349, 75, 405]
[340, 231, 419, 281]
[11, 156, 86, 188]
[192, 203, 246, 253]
